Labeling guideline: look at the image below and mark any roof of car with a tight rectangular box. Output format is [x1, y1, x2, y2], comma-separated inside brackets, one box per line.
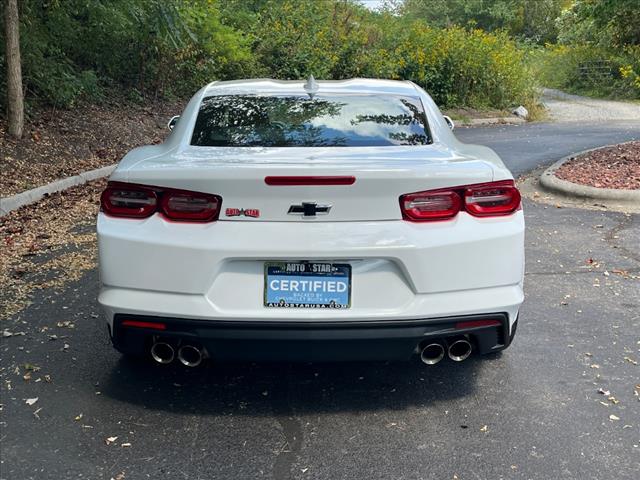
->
[203, 78, 420, 97]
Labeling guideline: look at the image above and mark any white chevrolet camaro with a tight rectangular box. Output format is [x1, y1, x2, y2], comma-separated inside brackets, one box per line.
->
[97, 78, 524, 367]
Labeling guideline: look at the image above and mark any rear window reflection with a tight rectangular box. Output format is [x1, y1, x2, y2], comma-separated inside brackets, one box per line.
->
[191, 94, 431, 147]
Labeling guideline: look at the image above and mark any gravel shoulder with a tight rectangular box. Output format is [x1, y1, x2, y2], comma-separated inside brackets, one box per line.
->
[542, 88, 640, 123]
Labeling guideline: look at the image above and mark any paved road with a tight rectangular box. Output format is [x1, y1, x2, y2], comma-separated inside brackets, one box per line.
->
[456, 120, 640, 176]
[1, 122, 639, 480]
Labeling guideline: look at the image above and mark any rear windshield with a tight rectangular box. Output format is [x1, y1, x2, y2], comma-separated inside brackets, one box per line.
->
[190, 94, 431, 147]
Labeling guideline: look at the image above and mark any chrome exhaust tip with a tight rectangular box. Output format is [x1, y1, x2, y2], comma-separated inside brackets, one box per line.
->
[150, 342, 175, 364]
[420, 342, 445, 365]
[447, 338, 472, 362]
[177, 344, 203, 368]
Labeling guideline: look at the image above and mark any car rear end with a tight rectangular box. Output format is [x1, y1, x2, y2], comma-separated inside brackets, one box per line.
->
[97, 79, 524, 366]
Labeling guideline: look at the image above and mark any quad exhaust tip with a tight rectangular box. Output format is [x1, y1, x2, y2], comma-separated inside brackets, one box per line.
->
[447, 338, 472, 362]
[177, 344, 204, 368]
[420, 342, 446, 365]
[150, 342, 175, 364]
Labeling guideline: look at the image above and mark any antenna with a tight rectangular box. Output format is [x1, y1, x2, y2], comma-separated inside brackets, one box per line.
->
[303, 75, 319, 99]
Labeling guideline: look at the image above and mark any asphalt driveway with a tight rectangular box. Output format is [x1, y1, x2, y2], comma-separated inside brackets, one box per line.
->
[1, 122, 639, 480]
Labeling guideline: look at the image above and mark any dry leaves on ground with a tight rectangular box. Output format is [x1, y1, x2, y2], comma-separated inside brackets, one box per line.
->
[0, 180, 105, 318]
[0, 98, 182, 197]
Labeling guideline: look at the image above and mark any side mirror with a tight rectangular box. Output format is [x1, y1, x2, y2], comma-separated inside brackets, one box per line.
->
[167, 115, 180, 131]
[443, 115, 455, 131]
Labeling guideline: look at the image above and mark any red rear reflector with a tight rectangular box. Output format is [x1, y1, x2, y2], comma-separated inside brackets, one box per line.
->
[101, 185, 157, 218]
[121, 320, 166, 330]
[464, 180, 521, 217]
[400, 190, 461, 221]
[265, 176, 356, 186]
[455, 319, 501, 330]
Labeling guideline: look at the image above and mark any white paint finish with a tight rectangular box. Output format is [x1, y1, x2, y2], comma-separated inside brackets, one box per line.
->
[116, 147, 494, 222]
[98, 210, 524, 319]
[97, 79, 524, 334]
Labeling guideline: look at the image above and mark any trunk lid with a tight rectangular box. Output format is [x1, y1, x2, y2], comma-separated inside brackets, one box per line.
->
[121, 144, 494, 222]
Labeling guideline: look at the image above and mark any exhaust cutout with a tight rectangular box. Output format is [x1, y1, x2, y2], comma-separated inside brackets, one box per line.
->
[420, 342, 445, 365]
[150, 342, 175, 364]
[447, 338, 472, 362]
[178, 344, 203, 367]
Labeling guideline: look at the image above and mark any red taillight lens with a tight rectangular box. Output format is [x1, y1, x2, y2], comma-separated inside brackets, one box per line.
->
[161, 191, 221, 222]
[464, 180, 521, 217]
[401, 190, 461, 221]
[100, 182, 222, 222]
[100, 185, 157, 218]
[400, 180, 520, 222]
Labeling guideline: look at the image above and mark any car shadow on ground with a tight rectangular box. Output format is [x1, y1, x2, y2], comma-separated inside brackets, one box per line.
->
[99, 352, 499, 416]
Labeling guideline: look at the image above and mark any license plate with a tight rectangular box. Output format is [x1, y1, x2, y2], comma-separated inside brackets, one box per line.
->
[264, 262, 351, 308]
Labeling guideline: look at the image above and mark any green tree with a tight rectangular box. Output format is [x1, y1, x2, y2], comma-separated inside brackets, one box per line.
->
[401, 0, 567, 43]
[557, 0, 640, 47]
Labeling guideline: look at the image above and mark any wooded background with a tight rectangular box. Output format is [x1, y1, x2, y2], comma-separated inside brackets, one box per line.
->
[2, 0, 639, 138]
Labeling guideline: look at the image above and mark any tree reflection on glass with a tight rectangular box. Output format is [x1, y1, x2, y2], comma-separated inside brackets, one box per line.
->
[191, 95, 431, 147]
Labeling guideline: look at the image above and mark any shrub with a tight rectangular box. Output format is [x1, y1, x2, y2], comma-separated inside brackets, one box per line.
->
[250, 1, 536, 109]
[1, 0, 537, 111]
[536, 44, 640, 99]
[392, 23, 535, 108]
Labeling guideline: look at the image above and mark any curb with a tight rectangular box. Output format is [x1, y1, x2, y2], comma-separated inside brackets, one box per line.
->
[457, 116, 527, 127]
[0, 164, 116, 217]
[539, 144, 640, 202]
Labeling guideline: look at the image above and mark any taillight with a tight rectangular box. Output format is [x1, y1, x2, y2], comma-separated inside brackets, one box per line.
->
[401, 190, 461, 221]
[161, 191, 221, 221]
[100, 182, 222, 222]
[100, 184, 157, 218]
[464, 181, 521, 217]
[400, 180, 520, 222]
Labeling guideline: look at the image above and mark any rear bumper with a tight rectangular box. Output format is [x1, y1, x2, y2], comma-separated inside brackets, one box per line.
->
[110, 313, 515, 362]
[98, 211, 524, 361]
[98, 211, 525, 320]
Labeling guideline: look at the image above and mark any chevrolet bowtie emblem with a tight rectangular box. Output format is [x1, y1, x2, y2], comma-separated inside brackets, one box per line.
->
[288, 202, 332, 217]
